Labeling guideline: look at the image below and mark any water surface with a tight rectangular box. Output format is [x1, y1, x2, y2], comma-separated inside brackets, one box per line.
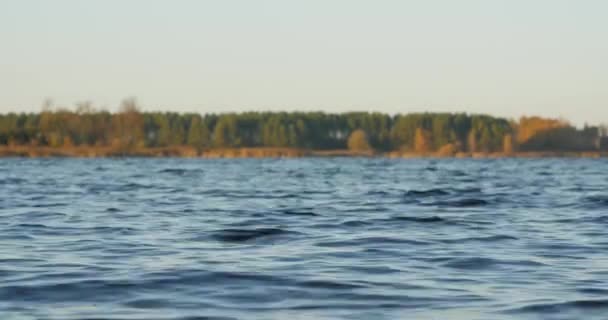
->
[1, 158, 608, 319]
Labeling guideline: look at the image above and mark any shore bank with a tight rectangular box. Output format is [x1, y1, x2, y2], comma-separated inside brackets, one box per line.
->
[0, 146, 606, 158]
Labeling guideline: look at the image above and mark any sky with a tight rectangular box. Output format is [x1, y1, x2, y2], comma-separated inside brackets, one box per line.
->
[1, 0, 607, 125]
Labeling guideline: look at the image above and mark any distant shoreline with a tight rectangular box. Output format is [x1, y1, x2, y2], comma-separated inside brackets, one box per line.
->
[1, 146, 606, 159]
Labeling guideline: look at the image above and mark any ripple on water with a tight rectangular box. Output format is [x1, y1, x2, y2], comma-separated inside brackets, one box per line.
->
[439, 235, 519, 243]
[427, 198, 489, 207]
[210, 228, 294, 242]
[388, 215, 446, 223]
[278, 209, 319, 217]
[443, 257, 546, 270]
[2, 158, 608, 320]
[316, 237, 432, 248]
[506, 299, 608, 316]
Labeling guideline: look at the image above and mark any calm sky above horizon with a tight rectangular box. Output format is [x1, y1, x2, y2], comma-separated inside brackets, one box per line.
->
[1, 0, 607, 125]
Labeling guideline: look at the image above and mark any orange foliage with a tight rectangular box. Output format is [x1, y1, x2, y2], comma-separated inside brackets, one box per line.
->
[503, 134, 514, 153]
[347, 129, 372, 151]
[437, 143, 458, 156]
[414, 128, 431, 152]
[516, 116, 569, 144]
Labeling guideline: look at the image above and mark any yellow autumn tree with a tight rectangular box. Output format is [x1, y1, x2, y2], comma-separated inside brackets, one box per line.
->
[111, 97, 145, 151]
[467, 131, 477, 153]
[414, 128, 431, 152]
[503, 134, 515, 154]
[437, 143, 457, 156]
[347, 129, 372, 151]
[517, 116, 568, 145]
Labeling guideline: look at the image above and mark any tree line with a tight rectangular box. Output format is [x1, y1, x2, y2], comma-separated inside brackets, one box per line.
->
[0, 99, 605, 153]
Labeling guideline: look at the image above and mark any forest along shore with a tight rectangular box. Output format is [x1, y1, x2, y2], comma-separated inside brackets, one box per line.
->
[0, 146, 606, 158]
[1, 104, 608, 157]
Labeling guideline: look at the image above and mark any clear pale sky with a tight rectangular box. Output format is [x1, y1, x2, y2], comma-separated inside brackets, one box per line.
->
[1, 0, 606, 125]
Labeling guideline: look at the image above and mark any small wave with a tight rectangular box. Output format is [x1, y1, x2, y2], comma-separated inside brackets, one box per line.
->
[455, 187, 483, 194]
[366, 190, 392, 196]
[14, 223, 48, 228]
[143, 270, 285, 286]
[341, 206, 390, 213]
[279, 209, 318, 217]
[300, 190, 330, 195]
[341, 220, 370, 227]
[360, 236, 432, 245]
[286, 302, 407, 310]
[332, 292, 420, 304]
[585, 216, 608, 224]
[170, 317, 238, 320]
[297, 280, 367, 290]
[390, 216, 445, 223]
[403, 188, 483, 205]
[449, 170, 468, 176]
[578, 288, 608, 295]
[202, 190, 299, 200]
[507, 299, 608, 314]
[224, 217, 285, 227]
[32, 202, 68, 208]
[553, 215, 608, 225]
[0, 177, 26, 185]
[532, 242, 595, 253]
[404, 188, 449, 197]
[430, 198, 489, 207]
[443, 257, 545, 270]
[0, 258, 46, 264]
[443, 257, 499, 270]
[0, 279, 136, 302]
[345, 265, 401, 274]
[121, 182, 154, 191]
[272, 193, 299, 199]
[211, 228, 291, 242]
[124, 298, 170, 309]
[159, 168, 204, 175]
[317, 237, 431, 247]
[580, 195, 608, 208]
[18, 211, 67, 219]
[2, 271, 286, 305]
[90, 182, 154, 193]
[159, 168, 188, 175]
[0, 233, 34, 240]
[90, 226, 138, 235]
[440, 235, 518, 243]
[177, 317, 238, 320]
[288, 171, 307, 178]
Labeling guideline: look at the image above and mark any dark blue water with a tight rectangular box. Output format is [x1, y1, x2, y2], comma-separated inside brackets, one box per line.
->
[1, 158, 608, 320]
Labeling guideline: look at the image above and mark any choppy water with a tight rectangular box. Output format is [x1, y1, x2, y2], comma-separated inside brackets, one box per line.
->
[1, 158, 608, 320]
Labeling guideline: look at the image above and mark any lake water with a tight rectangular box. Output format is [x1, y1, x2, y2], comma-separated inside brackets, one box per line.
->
[1, 158, 608, 320]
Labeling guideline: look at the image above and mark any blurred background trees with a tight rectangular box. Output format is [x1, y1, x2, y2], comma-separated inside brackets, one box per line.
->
[0, 101, 605, 152]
